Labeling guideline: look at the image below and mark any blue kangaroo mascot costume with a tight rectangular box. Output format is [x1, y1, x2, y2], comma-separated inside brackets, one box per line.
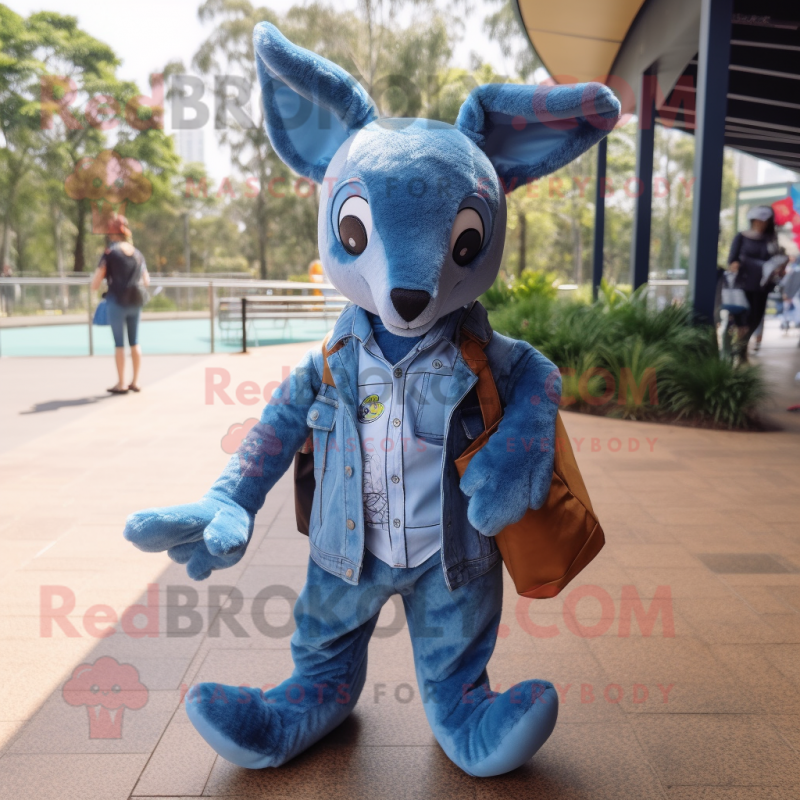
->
[125, 22, 619, 777]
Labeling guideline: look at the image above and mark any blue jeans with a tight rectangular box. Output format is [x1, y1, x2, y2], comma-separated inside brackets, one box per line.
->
[106, 297, 141, 347]
[185, 550, 558, 776]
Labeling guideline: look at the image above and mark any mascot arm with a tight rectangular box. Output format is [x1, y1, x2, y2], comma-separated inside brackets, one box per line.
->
[460, 346, 560, 537]
[124, 349, 321, 579]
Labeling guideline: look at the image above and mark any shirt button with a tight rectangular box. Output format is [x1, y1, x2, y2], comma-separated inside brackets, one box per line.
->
[393, 418, 401, 427]
[345, 568, 353, 579]
[432, 359, 443, 369]
[391, 475, 400, 484]
[346, 519, 355, 530]
[345, 466, 353, 477]
[393, 368, 402, 378]
[393, 518, 401, 528]
[309, 409, 319, 421]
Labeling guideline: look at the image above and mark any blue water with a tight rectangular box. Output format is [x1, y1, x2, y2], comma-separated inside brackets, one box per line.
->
[0, 318, 332, 357]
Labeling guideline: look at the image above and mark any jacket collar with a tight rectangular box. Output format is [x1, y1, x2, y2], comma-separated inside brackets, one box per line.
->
[328, 301, 493, 349]
[328, 302, 367, 348]
[458, 300, 492, 345]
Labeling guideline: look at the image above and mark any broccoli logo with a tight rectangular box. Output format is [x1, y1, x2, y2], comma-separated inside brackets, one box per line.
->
[65, 149, 152, 235]
[62, 656, 148, 739]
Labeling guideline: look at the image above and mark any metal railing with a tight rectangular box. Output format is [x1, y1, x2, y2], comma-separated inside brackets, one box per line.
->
[0, 276, 342, 356]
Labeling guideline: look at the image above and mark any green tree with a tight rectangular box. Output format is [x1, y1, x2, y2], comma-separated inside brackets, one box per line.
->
[192, 0, 278, 278]
[192, 0, 459, 279]
[0, 8, 180, 272]
[482, 0, 542, 81]
[0, 5, 45, 268]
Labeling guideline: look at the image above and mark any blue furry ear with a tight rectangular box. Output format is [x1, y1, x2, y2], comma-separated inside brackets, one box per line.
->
[456, 83, 620, 190]
[253, 23, 378, 182]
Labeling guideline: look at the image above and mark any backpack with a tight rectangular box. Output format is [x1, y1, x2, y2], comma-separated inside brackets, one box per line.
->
[294, 329, 605, 599]
[107, 245, 148, 307]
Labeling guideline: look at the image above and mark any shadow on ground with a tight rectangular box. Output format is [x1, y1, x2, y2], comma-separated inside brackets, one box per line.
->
[20, 396, 112, 414]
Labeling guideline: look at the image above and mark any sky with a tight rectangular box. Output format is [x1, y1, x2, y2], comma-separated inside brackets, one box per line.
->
[6, 0, 510, 179]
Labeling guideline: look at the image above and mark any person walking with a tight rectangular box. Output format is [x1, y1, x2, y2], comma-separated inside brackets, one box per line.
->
[727, 206, 786, 361]
[90, 218, 149, 394]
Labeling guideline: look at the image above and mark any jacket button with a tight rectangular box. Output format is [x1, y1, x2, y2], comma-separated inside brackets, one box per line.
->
[345, 466, 353, 477]
[393, 367, 402, 378]
[309, 409, 319, 421]
[347, 519, 355, 530]
[393, 518, 401, 528]
[393, 418, 401, 427]
[391, 475, 400, 484]
[432, 359, 443, 369]
[346, 568, 353, 579]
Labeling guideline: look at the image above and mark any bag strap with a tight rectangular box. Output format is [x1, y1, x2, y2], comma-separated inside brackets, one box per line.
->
[321, 333, 345, 387]
[298, 334, 344, 455]
[460, 328, 502, 431]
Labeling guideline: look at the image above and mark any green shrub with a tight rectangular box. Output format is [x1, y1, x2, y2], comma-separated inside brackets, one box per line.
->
[480, 277, 513, 311]
[600, 337, 671, 420]
[538, 302, 606, 367]
[488, 293, 553, 343]
[487, 278, 769, 429]
[597, 278, 632, 308]
[480, 270, 558, 311]
[510, 270, 559, 302]
[660, 357, 769, 429]
[603, 291, 716, 360]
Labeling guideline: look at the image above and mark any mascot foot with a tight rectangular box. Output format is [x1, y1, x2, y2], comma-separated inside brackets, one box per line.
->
[440, 680, 559, 777]
[185, 666, 366, 769]
[185, 684, 286, 769]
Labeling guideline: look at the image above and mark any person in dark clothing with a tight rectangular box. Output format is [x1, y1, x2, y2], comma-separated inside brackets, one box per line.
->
[727, 205, 786, 360]
[90, 218, 150, 393]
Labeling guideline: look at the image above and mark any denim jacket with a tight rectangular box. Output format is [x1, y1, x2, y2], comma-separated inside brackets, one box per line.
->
[211, 301, 559, 592]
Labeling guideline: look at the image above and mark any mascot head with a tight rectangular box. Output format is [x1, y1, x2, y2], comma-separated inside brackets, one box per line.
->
[254, 22, 620, 336]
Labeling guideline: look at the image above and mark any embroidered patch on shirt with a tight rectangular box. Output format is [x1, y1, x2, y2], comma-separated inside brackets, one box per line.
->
[358, 394, 385, 423]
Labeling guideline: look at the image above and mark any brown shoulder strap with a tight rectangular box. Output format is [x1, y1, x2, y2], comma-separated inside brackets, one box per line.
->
[321, 333, 345, 387]
[460, 328, 502, 431]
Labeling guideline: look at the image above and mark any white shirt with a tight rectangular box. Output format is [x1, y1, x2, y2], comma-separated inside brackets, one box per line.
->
[355, 315, 460, 568]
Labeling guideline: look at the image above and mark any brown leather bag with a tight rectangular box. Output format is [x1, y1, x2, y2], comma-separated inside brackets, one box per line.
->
[454, 331, 605, 599]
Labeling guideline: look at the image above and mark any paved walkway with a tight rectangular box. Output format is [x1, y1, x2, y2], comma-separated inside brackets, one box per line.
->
[0, 327, 799, 799]
[753, 319, 800, 434]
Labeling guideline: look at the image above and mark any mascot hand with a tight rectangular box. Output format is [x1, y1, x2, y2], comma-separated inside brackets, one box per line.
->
[460, 433, 553, 537]
[124, 494, 254, 580]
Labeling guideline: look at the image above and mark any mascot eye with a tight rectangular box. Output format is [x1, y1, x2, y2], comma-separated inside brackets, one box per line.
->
[338, 195, 372, 256]
[450, 207, 484, 266]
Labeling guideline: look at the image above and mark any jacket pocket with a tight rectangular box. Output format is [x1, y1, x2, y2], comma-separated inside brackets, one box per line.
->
[414, 372, 448, 444]
[307, 397, 337, 470]
[307, 396, 338, 533]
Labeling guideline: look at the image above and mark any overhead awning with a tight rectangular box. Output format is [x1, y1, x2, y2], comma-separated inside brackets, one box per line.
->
[514, 0, 800, 173]
[659, 13, 800, 174]
[514, 0, 646, 83]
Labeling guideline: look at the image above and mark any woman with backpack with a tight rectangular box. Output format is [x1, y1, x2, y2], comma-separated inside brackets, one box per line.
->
[90, 217, 149, 394]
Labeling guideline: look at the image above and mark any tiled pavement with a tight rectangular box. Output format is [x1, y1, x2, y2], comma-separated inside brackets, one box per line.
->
[1, 329, 799, 799]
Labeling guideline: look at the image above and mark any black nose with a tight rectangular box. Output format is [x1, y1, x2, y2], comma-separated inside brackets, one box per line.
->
[390, 288, 431, 322]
